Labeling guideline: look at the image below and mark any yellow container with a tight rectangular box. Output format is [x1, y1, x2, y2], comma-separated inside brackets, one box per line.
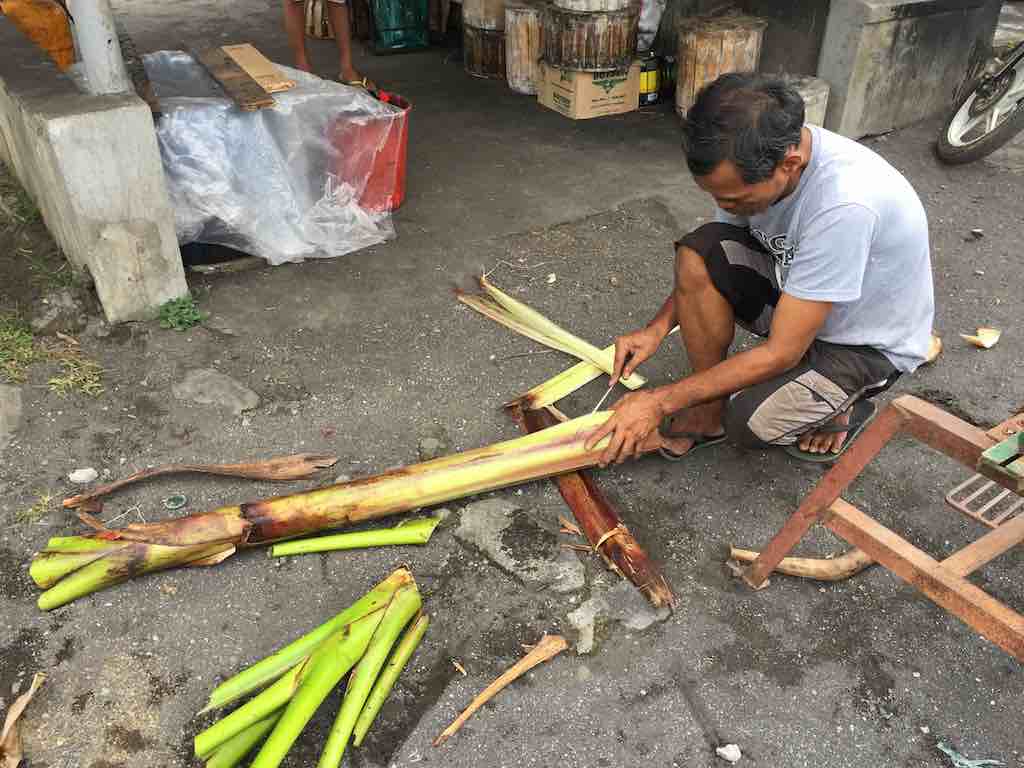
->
[1, 0, 75, 71]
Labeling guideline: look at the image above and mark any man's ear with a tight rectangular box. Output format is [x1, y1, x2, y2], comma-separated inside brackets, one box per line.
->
[779, 148, 803, 175]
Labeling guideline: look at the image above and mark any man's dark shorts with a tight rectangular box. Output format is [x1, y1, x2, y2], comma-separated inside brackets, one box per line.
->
[676, 223, 900, 447]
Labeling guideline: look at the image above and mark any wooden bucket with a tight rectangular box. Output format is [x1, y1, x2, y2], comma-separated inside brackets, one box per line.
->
[541, 3, 639, 72]
[505, 0, 543, 94]
[464, 24, 506, 79]
[305, 0, 335, 39]
[463, 0, 506, 30]
[675, 15, 767, 117]
[0, 0, 74, 70]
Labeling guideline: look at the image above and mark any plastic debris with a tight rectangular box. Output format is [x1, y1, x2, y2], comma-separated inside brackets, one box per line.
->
[163, 494, 188, 510]
[68, 467, 98, 484]
[716, 743, 742, 763]
[937, 742, 1003, 768]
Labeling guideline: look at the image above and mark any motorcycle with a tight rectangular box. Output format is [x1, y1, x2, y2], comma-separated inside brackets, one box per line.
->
[936, 38, 1024, 164]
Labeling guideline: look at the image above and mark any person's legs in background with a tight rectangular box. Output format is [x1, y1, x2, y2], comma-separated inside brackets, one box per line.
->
[283, 0, 312, 71]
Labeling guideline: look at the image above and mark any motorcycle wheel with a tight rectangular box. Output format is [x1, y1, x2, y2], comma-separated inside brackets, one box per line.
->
[936, 61, 1024, 165]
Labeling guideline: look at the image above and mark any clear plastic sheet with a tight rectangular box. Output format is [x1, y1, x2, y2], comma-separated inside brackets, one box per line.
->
[143, 51, 403, 264]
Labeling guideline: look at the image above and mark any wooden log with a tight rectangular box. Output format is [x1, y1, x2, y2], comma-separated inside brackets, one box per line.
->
[463, 0, 506, 30]
[464, 24, 506, 80]
[675, 14, 767, 117]
[541, 4, 639, 72]
[505, 0, 544, 95]
[552, 0, 627, 14]
[513, 405, 676, 609]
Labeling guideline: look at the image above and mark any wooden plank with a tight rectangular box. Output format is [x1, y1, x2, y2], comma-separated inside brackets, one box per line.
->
[987, 412, 1024, 442]
[824, 498, 1024, 662]
[942, 513, 1024, 577]
[893, 395, 993, 469]
[221, 44, 296, 94]
[195, 47, 275, 111]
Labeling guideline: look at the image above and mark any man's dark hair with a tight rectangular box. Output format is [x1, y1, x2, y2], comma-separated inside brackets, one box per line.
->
[681, 73, 805, 184]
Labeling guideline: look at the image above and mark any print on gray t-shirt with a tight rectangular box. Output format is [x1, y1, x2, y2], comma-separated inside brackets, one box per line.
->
[717, 125, 935, 373]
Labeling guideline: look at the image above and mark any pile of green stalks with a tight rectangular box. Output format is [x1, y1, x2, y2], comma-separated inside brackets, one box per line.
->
[194, 568, 428, 768]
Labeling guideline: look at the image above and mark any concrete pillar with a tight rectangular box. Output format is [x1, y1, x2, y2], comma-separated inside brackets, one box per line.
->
[67, 0, 131, 94]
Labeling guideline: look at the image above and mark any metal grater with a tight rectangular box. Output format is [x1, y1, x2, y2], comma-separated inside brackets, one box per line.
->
[945, 473, 1024, 528]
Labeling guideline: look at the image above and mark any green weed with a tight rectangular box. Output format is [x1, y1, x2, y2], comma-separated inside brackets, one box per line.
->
[158, 295, 207, 331]
[0, 314, 40, 383]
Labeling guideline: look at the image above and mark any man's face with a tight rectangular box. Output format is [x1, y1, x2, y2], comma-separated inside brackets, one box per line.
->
[694, 158, 796, 217]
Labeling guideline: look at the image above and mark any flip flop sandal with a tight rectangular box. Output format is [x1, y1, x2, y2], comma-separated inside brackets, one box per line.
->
[657, 415, 727, 462]
[340, 76, 373, 91]
[783, 399, 878, 464]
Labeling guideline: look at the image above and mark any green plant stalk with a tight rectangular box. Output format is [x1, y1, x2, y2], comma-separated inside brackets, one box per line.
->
[201, 569, 412, 713]
[318, 585, 422, 768]
[36, 540, 235, 611]
[352, 612, 429, 747]
[205, 712, 282, 768]
[249, 610, 385, 768]
[29, 537, 120, 588]
[270, 518, 441, 557]
[195, 657, 309, 759]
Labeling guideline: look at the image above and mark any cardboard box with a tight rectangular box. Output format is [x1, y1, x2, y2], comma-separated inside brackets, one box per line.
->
[538, 61, 641, 120]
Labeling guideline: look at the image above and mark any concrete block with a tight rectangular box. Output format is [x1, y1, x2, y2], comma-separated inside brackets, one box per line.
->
[818, 0, 1001, 139]
[0, 16, 187, 323]
[733, 0, 833, 76]
[782, 74, 830, 127]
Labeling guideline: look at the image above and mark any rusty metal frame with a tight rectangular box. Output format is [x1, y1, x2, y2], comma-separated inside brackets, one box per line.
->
[742, 395, 1024, 662]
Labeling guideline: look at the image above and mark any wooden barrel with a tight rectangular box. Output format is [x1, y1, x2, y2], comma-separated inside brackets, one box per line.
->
[505, 0, 543, 94]
[464, 24, 506, 79]
[675, 15, 767, 117]
[305, 0, 335, 39]
[463, 0, 506, 30]
[0, 0, 74, 70]
[541, 4, 639, 72]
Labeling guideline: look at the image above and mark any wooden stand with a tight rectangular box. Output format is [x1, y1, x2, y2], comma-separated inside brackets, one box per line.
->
[505, 0, 543, 94]
[542, 3, 638, 71]
[464, 24, 506, 79]
[675, 14, 766, 117]
[463, 0, 506, 30]
[741, 396, 1024, 663]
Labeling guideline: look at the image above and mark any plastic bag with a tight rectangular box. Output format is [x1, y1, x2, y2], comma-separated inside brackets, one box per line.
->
[144, 51, 404, 265]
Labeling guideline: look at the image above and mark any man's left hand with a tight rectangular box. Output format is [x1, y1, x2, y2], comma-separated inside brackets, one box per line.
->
[584, 389, 665, 467]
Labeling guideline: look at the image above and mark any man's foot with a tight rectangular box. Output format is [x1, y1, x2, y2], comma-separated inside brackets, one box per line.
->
[294, 58, 313, 73]
[339, 68, 376, 90]
[797, 409, 851, 455]
[649, 410, 726, 458]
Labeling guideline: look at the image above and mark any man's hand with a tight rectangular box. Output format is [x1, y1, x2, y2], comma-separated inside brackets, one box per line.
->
[611, 326, 666, 383]
[584, 389, 665, 467]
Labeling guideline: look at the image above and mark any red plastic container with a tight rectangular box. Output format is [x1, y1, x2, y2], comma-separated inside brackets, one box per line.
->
[328, 93, 411, 213]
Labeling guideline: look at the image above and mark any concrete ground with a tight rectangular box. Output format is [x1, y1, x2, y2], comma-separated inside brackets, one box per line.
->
[2, 2, 1024, 766]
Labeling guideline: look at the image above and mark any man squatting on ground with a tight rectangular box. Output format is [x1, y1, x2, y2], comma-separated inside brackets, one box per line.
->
[586, 73, 935, 466]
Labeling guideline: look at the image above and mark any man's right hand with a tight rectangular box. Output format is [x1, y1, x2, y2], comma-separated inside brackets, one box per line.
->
[611, 325, 666, 383]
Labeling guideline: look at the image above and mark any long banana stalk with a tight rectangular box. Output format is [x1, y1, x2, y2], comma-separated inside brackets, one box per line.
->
[205, 712, 281, 768]
[201, 569, 411, 713]
[249, 607, 386, 768]
[30, 413, 614, 610]
[270, 518, 441, 558]
[352, 613, 429, 746]
[318, 584, 422, 767]
[456, 276, 646, 389]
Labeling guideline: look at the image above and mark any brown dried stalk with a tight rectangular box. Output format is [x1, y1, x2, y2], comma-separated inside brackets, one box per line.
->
[512, 405, 676, 609]
[62, 453, 338, 509]
[728, 546, 874, 582]
[433, 635, 568, 746]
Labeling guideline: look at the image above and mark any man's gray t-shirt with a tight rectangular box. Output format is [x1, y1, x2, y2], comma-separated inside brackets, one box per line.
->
[717, 125, 934, 372]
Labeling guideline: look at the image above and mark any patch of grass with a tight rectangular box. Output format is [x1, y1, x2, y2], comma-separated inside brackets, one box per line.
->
[21, 245, 74, 291]
[48, 352, 104, 397]
[158, 294, 207, 331]
[15, 491, 52, 525]
[0, 184, 41, 226]
[0, 314, 41, 383]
